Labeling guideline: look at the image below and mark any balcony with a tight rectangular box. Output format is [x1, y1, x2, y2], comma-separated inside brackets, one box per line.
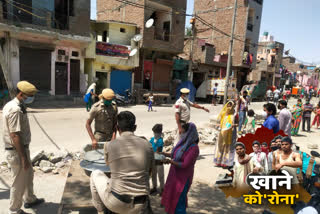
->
[154, 30, 170, 42]
[247, 23, 253, 32]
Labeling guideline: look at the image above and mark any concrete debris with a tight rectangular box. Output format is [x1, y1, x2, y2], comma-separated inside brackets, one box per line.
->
[41, 167, 53, 173]
[39, 160, 54, 169]
[52, 169, 59, 174]
[307, 143, 319, 150]
[49, 154, 63, 164]
[55, 162, 65, 169]
[31, 150, 45, 164]
[163, 133, 175, 147]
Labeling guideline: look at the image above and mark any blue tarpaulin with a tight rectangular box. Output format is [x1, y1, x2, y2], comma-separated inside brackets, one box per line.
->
[176, 81, 196, 102]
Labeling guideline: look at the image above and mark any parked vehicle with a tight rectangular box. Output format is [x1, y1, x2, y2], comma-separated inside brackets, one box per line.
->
[115, 89, 136, 106]
[196, 78, 237, 103]
[241, 80, 267, 101]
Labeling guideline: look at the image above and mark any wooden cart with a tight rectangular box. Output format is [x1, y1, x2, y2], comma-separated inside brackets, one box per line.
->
[143, 93, 170, 105]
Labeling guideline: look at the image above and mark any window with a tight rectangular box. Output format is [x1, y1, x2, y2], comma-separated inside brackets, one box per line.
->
[201, 46, 205, 52]
[58, 50, 66, 55]
[72, 51, 79, 57]
[120, 28, 126, 33]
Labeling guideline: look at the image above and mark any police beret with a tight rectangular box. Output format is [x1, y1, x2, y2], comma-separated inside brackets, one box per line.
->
[102, 88, 115, 100]
[180, 88, 190, 94]
[17, 81, 38, 96]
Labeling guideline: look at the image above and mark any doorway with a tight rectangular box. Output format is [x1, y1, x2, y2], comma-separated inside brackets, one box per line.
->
[95, 71, 108, 95]
[55, 62, 68, 95]
[70, 59, 80, 94]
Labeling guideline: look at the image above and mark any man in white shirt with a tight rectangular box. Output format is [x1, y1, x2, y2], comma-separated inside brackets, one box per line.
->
[278, 100, 292, 137]
[273, 88, 281, 105]
[266, 89, 273, 103]
[249, 141, 268, 174]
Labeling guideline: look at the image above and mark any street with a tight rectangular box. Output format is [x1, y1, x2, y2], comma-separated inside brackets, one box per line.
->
[0, 98, 319, 214]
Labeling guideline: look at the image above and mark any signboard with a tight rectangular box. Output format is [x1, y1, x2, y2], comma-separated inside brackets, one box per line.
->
[96, 42, 130, 58]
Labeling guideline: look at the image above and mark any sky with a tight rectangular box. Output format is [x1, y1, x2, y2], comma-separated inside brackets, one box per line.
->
[91, 0, 320, 65]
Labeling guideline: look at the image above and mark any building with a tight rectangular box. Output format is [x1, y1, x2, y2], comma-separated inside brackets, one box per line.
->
[96, 0, 187, 94]
[194, 0, 263, 90]
[85, 20, 139, 95]
[282, 57, 319, 90]
[249, 33, 284, 87]
[0, 0, 91, 96]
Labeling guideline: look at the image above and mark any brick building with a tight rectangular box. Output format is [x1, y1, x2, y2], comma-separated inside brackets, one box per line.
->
[0, 0, 91, 96]
[249, 34, 284, 87]
[96, 0, 187, 93]
[194, 0, 263, 90]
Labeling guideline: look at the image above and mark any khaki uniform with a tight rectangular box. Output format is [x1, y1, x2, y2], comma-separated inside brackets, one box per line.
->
[2, 98, 37, 214]
[174, 97, 193, 123]
[89, 100, 118, 142]
[90, 132, 154, 213]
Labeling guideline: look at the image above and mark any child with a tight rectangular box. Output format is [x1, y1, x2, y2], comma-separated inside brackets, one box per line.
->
[147, 92, 154, 112]
[244, 109, 256, 134]
[149, 124, 164, 195]
[312, 103, 320, 128]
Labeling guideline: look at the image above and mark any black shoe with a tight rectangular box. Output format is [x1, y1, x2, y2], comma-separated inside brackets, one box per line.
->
[24, 198, 45, 208]
[150, 188, 157, 195]
[20, 210, 31, 214]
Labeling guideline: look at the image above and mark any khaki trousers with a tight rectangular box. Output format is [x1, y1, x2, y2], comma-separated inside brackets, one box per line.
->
[151, 164, 164, 190]
[5, 149, 37, 214]
[90, 170, 148, 214]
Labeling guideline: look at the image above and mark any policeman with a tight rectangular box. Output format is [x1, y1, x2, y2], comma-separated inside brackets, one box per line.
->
[86, 88, 118, 149]
[3, 81, 44, 214]
[175, 88, 210, 134]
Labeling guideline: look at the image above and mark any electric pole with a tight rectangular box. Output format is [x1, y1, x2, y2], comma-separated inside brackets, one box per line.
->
[223, 0, 238, 105]
[188, 15, 196, 82]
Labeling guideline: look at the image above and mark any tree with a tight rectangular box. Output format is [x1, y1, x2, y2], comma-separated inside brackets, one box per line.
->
[185, 27, 192, 36]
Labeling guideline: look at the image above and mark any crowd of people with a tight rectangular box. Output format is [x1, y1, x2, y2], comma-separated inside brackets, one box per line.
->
[2, 80, 319, 214]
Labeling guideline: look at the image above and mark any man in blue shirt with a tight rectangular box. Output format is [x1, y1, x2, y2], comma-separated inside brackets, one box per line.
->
[149, 124, 164, 195]
[212, 83, 218, 106]
[263, 103, 280, 133]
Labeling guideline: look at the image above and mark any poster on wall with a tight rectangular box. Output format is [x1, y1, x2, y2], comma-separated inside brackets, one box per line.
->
[96, 42, 130, 58]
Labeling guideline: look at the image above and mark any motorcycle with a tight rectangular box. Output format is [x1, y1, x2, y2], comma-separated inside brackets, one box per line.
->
[115, 89, 136, 106]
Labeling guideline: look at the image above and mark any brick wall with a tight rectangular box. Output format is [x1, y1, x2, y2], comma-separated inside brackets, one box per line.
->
[282, 58, 309, 73]
[195, 0, 262, 67]
[97, 0, 186, 53]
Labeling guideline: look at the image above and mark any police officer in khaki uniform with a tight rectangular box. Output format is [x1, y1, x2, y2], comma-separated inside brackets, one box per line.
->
[86, 88, 118, 149]
[3, 81, 44, 214]
[175, 88, 210, 134]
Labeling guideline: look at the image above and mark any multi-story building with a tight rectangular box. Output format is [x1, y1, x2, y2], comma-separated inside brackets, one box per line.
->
[249, 33, 284, 87]
[96, 0, 187, 93]
[0, 0, 91, 96]
[194, 0, 263, 90]
[85, 20, 139, 95]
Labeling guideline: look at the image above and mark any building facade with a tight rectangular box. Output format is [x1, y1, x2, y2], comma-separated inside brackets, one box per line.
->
[0, 0, 91, 96]
[194, 0, 263, 90]
[85, 21, 139, 95]
[96, 0, 187, 93]
[249, 33, 284, 87]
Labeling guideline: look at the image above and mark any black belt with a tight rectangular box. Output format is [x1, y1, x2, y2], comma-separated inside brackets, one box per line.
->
[111, 191, 147, 204]
[5, 145, 29, 150]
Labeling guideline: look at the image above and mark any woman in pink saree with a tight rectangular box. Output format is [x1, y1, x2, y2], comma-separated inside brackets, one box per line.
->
[161, 122, 199, 214]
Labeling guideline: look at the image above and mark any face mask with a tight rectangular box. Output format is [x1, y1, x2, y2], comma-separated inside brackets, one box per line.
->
[154, 132, 161, 139]
[104, 100, 112, 106]
[271, 146, 279, 151]
[261, 111, 267, 119]
[24, 96, 34, 104]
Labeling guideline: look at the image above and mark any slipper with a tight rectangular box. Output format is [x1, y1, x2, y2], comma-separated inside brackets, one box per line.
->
[24, 198, 45, 208]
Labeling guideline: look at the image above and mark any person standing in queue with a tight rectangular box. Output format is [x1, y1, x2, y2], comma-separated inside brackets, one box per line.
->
[175, 88, 209, 135]
[3, 81, 45, 214]
[86, 88, 118, 149]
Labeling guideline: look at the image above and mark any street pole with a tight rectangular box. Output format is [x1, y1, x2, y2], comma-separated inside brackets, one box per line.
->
[223, 0, 238, 105]
[188, 15, 196, 82]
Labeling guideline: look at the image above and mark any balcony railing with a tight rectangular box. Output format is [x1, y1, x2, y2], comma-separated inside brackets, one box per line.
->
[247, 23, 253, 31]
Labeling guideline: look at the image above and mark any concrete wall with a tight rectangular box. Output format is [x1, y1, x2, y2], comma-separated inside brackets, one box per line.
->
[108, 23, 136, 46]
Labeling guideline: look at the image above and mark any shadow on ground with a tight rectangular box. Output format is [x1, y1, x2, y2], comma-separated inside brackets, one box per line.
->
[150, 181, 266, 214]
